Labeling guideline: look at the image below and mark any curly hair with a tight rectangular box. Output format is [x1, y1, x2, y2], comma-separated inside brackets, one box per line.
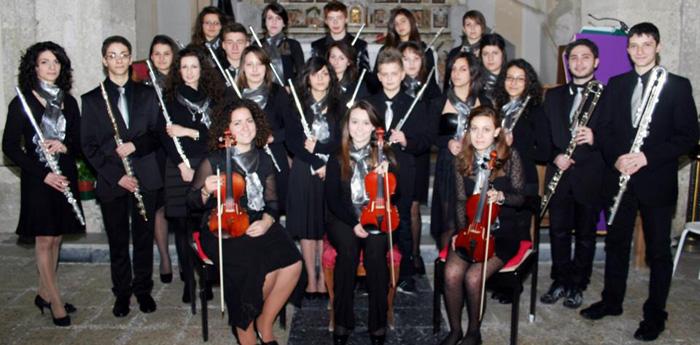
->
[455, 105, 511, 178]
[207, 98, 272, 152]
[339, 100, 397, 181]
[493, 59, 543, 109]
[18, 41, 73, 93]
[191, 6, 229, 46]
[164, 45, 225, 104]
[296, 56, 343, 121]
[384, 8, 421, 48]
[149, 34, 179, 60]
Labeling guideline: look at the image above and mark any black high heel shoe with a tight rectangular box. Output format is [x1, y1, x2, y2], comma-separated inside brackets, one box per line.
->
[160, 273, 173, 284]
[253, 320, 279, 344]
[46, 303, 71, 327]
[35, 295, 76, 314]
[369, 334, 386, 345]
[333, 333, 349, 345]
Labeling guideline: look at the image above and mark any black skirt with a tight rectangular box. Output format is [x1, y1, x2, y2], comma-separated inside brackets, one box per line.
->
[413, 151, 431, 204]
[16, 157, 85, 237]
[430, 147, 457, 242]
[163, 157, 202, 218]
[200, 223, 301, 329]
[285, 157, 326, 240]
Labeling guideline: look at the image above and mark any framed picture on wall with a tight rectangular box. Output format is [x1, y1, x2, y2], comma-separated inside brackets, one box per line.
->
[432, 7, 449, 28]
[370, 7, 390, 28]
[412, 9, 430, 28]
[306, 6, 323, 28]
[287, 8, 306, 28]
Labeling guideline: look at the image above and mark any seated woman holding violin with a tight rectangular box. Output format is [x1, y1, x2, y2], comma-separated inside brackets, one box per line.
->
[440, 105, 526, 345]
[324, 101, 398, 345]
[186, 98, 302, 345]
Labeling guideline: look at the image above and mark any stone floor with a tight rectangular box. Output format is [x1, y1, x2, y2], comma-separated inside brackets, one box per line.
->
[0, 234, 699, 345]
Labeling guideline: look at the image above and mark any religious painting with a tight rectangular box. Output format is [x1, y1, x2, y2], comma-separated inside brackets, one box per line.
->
[348, 5, 365, 26]
[374, 0, 398, 3]
[306, 6, 323, 28]
[287, 8, 306, 28]
[288, 0, 313, 3]
[371, 7, 390, 28]
[412, 9, 430, 28]
[432, 7, 449, 28]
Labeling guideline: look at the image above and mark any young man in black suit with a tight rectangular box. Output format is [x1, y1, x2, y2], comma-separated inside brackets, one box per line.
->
[539, 39, 604, 309]
[310, 1, 370, 73]
[580, 23, 699, 342]
[81, 36, 163, 317]
[364, 48, 431, 294]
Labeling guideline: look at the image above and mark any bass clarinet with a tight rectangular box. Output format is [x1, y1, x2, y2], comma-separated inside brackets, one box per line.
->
[540, 81, 604, 219]
[608, 66, 667, 225]
[99, 82, 149, 221]
[14, 87, 86, 226]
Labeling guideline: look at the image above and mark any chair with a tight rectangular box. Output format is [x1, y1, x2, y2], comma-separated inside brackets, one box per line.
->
[322, 235, 402, 331]
[189, 232, 288, 342]
[432, 196, 541, 345]
[672, 222, 700, 278]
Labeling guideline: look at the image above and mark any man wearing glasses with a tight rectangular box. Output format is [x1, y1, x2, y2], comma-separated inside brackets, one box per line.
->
[81, 36, 163, 318]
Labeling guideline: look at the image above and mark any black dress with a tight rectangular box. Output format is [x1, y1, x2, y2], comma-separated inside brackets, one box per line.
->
[259, 83, 292, 213]
[187, 148, 301, 330]
[2, 91, 85, 236]
[285, 100, 344, 240]
[453, 149, 527, 262]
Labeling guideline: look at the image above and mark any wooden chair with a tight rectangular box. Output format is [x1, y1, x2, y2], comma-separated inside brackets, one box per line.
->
[322, 235, 402, 331]
[432, 196, 541, 345]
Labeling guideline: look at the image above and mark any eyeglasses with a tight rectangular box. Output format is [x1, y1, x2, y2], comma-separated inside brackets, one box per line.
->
[505, 76, 526, 84]
[105, 52, 131, 61]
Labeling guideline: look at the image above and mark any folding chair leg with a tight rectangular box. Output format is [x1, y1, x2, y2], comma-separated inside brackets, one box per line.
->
[510, 289, 520, 345]
[672, 229, 689, 277]
[200, 270, 209, 342]
[529, 255, 538, 322]
[433, 259, 444, 334]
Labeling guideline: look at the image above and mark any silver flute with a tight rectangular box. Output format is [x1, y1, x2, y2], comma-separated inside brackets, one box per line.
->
[539, 81, 604, 219]
[14, 87, 85, 226]
[395, 66, 436, 131]
[287, 78, 328, 175]
[146, 60, 191, 169]
[608, 66, 667, 225]
[99, 82, 148, 221]
[249, 26, 285, 85]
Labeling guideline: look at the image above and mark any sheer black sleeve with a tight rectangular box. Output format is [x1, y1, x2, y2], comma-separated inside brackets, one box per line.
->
[454, 161, 468, 231]
[262, 167, 279, 220]
[501, 149, 526, 207]
[186, 156, 216, 212]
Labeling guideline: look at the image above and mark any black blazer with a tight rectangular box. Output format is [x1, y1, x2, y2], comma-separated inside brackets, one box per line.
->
[540, 83, 605, 205]
[364, 91, 431, 202]
[598, 70, 699, 206]
[311, 33, 370, 72]
[262, 83, 293, 166]
[269, 37, 305, 83]
[81, 79, 163, 202]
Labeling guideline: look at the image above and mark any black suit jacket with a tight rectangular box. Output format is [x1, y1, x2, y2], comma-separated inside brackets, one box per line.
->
[365, 91, 431, 202]
[598, 70, 698, 206]
[81, 79, 163, 202]
[540, 83, 606, 205]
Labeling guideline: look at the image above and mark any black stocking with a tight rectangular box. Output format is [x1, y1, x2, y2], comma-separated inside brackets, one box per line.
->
[463, 258, 503, 334]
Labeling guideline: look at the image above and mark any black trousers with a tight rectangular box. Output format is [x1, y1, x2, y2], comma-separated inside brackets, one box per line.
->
[397, 198, 415, 278]
[602, 191, 674, 322]
[100, 191, 157, 298]
[548, 185, 598, 290]
[327, 217, 389, 334]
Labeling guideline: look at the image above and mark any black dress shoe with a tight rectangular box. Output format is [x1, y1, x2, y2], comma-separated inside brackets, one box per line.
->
[458, 331, 482, 345]
[634, 319, 665, 341]
[540, 282, 566, 304]
[50, 308, 71, 327]
[333, 333, 349, 345]
[112, 296, 130, 317]
[414, 255, 426, 275]
[580, 300, 622, 320]
[439, 330, 463, 345]
[563, 287, 583, 309]
[369, 334, 385, 345]
[136, 294, 156, 313]
[160, 273, 173, 284]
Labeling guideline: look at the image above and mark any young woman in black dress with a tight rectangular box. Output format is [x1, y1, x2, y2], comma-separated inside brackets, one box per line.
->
[2, 41, 85, 326]
[444, 10, 488, 91]
[325, 101, 396, 345]
[260, 2, 305, 85]
[397, 40, 442, 274]
[187, 98, 302, 345]
[236, 46, 292, 213]
[430, 52, 488, 251]
[286, 57, 345, 298]
[478, 33, 507, 103]
[146, 34, 178, 284]
[327, 41, 369, 105]
[160, 45, 224, 301]
[440, 106, 526, 345]
[380, 7, 436, 76]
[191, 6, 229, 51]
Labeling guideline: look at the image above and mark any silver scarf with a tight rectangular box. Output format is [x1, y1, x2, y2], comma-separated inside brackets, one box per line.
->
[205, 37, 221, 51]
[242, 86, 268, 110]
[349, 143, 372, 213]
[265, 33, 285, 86]
[403, 75, 422, 99]
[472, 147, 494, 195]
[232, 149, 265, 211]
[144, 70, 167, 89]
[484, 71, 498, 100]
[33, 80, 66, 165]
[176, 91, 212, 128]
[310, 94, 330, 143]
[447, 88, 473, 140]
[500, 98, 524, 130]
[461, 41, 480, 54]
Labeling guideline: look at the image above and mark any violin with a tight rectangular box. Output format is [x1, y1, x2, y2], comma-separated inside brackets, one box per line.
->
[360, 127, 399, 235]
[208, 130, 250, 238]
[454, 150, 500, 263]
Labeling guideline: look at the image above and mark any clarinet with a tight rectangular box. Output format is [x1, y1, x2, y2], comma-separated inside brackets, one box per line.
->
[14, 87, 86, 226]
[608, 66, 668, 225]
[145, 60, 191, 169]
[99, 82, 148, 221]
[539, 81, 604, 219]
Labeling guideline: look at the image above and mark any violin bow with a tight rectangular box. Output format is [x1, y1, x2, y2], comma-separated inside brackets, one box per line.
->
[384, 162, 396, 288]
[216, 167, 225, 317]
[479, 190, 494, 322]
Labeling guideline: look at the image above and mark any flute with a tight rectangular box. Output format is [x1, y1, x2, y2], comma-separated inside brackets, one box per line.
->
[287, 79, 328, 175]
[425, 27, 446, 53]
[99, 82, 148, 221]
[146, 60, 191, 169]
[207, 45, 233, 87]
[249, 26, 285, 85]
[351, 23, 365, 46]
[345, 68, 367, 108]
[395, 66, 436, 131]
[14, 87, 85, 226]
